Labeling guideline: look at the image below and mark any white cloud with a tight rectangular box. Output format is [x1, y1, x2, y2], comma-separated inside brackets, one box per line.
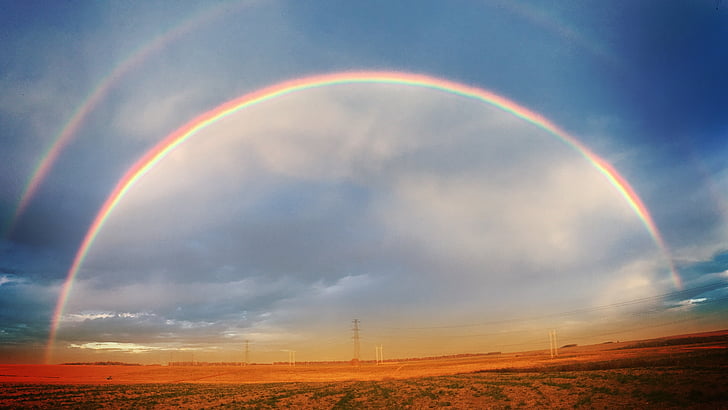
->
[377, 157, 638, 274]
[111, 86, 209, 142]
[62, 312, 114, 322]
[67, 83, 670, 349]
[0, 275, 23, 287]
[69, 342, 161, 353]
[61, 311, 154, 323]
[598, 257, 661, 298]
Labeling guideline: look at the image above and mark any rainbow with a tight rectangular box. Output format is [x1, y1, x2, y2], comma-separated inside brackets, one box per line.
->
[45, 71, 680, 363]
[7, 1, 247, 236]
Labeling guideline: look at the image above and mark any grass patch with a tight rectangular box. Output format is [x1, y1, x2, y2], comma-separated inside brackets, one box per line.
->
[643, 389, 677, 404]
[574, 394, 592, 408]
[332, 390, 357, 409]
[541, 380, 574, 390]
[475, 386, 509, 401]
[590, 386, 617, 395]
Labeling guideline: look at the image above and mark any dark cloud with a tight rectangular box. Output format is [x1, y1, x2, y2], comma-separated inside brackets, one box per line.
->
[0, 276, 54, 345]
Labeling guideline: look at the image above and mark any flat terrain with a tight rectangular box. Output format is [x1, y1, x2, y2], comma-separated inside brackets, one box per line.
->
[2, 330, 727, 408]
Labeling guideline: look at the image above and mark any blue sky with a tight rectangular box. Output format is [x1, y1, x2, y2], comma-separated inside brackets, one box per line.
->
[1, 0, 727, 364]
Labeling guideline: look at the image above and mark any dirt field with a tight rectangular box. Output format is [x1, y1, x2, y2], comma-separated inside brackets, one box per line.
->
[2, 330, 727, 408]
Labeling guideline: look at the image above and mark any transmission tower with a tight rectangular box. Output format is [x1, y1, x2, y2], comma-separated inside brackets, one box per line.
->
[352, 319, 361, 362]
[244, 340, 249, 366]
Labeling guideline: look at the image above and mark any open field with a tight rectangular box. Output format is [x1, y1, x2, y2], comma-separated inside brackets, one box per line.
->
[2, 330, 727, 408]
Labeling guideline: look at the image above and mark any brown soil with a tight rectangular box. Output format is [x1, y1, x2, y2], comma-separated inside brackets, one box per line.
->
[1, 329, 727, 408]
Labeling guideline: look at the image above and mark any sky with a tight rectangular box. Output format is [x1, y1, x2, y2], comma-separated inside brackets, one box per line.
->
[1, 0, 727, 365]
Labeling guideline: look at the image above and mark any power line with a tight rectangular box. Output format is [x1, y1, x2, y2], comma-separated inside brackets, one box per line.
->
[367, 296, 728, 342]
[372, 280, 728, 331]
[493, 309, 728, 351]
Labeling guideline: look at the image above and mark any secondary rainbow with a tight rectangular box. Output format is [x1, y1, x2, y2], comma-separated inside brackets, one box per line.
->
[45, 70, 680, 363]
[7, 1, 247, 236]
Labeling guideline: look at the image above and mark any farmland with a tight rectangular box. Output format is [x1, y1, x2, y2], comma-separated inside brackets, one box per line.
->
[2, 330, 727, 408]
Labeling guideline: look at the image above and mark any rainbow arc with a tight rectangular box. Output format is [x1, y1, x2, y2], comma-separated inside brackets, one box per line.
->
[45, 71, 679, 363]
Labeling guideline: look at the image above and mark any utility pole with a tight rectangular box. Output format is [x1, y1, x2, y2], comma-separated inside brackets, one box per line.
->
[549, 330, 553, 358]
[244, 340, 249, 366]
[352, 319, 361, 363]
[549, 329, 559, 358]
[288, 350, 296, 367]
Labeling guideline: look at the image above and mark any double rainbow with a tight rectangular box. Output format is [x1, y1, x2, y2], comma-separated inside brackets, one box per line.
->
[45, 71, 679, 363]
